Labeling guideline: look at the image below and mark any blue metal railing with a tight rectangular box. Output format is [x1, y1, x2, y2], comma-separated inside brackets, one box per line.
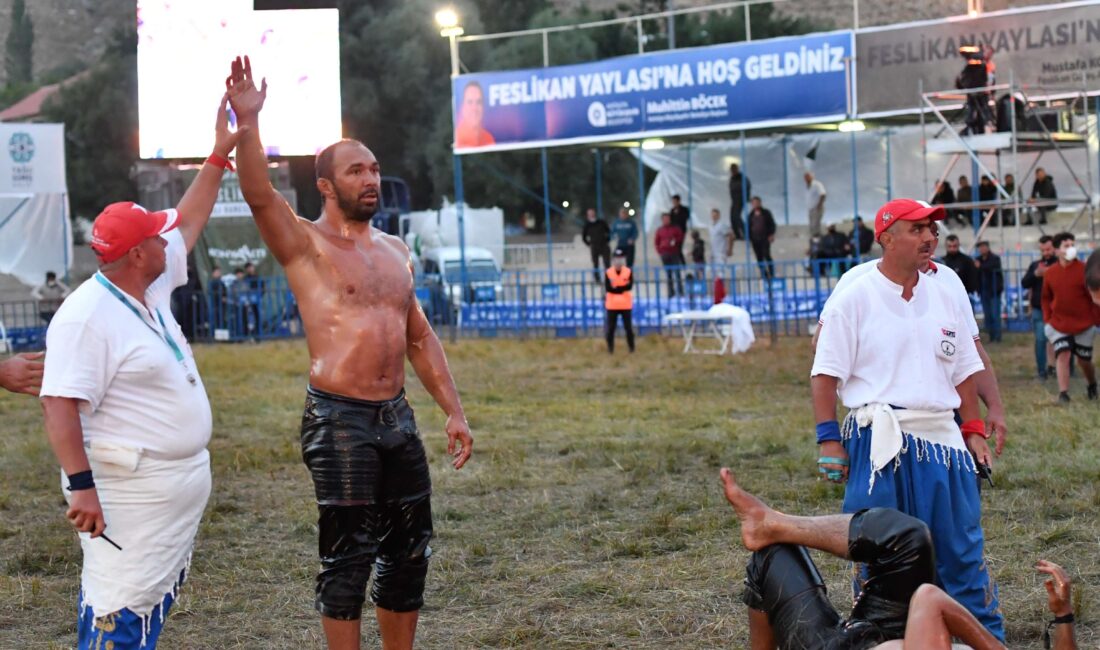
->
[0, 252, 1055, 351]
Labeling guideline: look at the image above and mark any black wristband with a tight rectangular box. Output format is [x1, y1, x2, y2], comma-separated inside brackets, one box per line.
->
[1043, 613, 1074, 650]
[67, 470, 95, 491]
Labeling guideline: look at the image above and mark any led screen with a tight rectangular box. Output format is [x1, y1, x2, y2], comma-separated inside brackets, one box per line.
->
[138, 0, 341, 158]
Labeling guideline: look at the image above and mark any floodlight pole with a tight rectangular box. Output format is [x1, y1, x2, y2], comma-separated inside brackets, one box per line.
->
[446, 29, 468, 329]
[542, 35, 553, 282]
[845, 56, 860, 265]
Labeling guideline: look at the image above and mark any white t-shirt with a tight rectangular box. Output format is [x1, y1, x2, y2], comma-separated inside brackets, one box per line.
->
[708, 220, 732, 262]
[41, 229, 212, 459]
[806, 180, 827, 210]
[822, 259, 980, 340]
[812, 268, 985, 411]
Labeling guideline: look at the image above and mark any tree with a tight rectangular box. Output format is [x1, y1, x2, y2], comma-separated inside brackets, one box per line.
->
[40, 27, 138, 219]
[5, 0, 34, 86]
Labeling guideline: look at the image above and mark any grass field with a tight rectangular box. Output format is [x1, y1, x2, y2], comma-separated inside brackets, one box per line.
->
[0, 333, 1097, 649]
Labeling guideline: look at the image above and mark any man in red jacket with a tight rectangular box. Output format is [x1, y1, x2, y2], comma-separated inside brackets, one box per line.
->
[655, 212, 684, 297]
[1041, 232, 1098, 402]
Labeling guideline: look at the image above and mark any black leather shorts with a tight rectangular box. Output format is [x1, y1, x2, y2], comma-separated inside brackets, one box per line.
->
[301, 386, 434, 618]
[742, 508, 936, 650]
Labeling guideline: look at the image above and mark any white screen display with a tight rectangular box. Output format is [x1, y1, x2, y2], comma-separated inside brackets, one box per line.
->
[137, 0, 341, 159]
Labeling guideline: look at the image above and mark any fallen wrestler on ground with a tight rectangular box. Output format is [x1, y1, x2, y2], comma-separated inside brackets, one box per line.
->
[225, 56, 472, 650]
[718, 468, 1078, 650]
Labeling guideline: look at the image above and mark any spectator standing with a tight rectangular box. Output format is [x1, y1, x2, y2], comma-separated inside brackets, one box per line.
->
[746, 197, 776, 279]
[804, 172, 826, 237]
[610, 208, 638, 268]
[941, 234, 979, 295]
[707, 208, 733, 267]
[728, 163, 750, 240]
[245, 262, 264, 336]
[31, 271, 71, 324]
[604, 249, 635, 354]
[230, 267, 251, 337]
[208, 266, 230, 331]
[581, 208, 611, 283]
[1021, 236, 1057, 379]
[655, 213, 684, 297]
[974, 241, 1004, 343]
[849, 216, 874, 257]
[955, 175, 974, 227]
[689, 230, 705, 267]
[1028, 167, 1057, 225]
[668, 195, 690, 241]
[1041, 232, 1098, 402]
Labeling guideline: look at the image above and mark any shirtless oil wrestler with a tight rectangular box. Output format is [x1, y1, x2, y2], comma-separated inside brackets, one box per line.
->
[718, 468, 1077, 650]
[225, 56, 472, 650]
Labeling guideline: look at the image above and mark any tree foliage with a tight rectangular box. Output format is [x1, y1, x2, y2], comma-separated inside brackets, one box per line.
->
[40, 27, 138, 219]
[5, 0, 34, 86]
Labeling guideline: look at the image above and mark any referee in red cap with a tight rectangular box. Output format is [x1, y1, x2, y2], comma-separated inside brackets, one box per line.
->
[811, 198, 1005, 641]
[38, 95, 245, 649]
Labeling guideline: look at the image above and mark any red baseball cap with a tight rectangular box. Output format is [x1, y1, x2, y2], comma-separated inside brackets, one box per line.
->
[90, 202, 180, 263]
[874, 199, 945, 242]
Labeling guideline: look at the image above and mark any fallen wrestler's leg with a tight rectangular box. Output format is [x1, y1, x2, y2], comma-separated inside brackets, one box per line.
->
[722, 468, 935, 649]
[720, 467, 850, 556]
[724, 468, 848, 649]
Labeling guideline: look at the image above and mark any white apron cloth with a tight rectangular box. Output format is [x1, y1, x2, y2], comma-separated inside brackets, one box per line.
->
[62, 441, 211, 627]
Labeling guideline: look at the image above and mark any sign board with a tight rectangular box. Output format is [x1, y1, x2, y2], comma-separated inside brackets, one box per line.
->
[541, 284, 561, 299]
[0, 123, 66, 194]
[453, 31, 852, 152]
[856, 2, 1100, 116]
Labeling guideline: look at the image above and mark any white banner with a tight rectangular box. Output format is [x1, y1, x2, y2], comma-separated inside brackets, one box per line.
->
[0, 123, 67, 194]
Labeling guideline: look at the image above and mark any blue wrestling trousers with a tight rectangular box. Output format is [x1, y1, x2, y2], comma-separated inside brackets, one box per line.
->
[77, 574, 180, 649]
[841, 419, 1005, 641]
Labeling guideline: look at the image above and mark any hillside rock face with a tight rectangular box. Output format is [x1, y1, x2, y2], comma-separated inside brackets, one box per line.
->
[0, 0, 132, 86]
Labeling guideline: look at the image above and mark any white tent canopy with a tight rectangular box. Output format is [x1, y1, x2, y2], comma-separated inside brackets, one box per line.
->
[0, 123, 71, 287]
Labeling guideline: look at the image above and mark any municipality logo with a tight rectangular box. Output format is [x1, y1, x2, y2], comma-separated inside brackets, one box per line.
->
[9, 132, 35, 163]
[587, 101, 607, 128]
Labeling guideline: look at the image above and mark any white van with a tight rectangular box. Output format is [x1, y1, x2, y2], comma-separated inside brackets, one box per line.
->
[419, 247, 503, 322]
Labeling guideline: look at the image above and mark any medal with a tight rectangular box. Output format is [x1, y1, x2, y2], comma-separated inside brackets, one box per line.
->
[187, 373, 197, 386]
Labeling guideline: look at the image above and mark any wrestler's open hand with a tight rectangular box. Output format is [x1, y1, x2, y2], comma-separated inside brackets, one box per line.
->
[67, 488, 106, 538]
[1036, 560, 1073, 617]
[966, 434, 993, 469]
[225, 55, 267, 121]
[213, 93, 249, 158]
[0, 352, 44, 395]
[446, 413, 472, 470]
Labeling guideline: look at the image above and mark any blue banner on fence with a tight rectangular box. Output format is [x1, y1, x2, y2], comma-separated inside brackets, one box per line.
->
[452, 31, 852, 152]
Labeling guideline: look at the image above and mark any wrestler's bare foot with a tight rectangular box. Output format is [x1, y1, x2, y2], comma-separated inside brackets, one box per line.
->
[719, 467, 777, 551]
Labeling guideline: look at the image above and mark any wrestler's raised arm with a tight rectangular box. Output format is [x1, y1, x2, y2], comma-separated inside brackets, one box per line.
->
[225, 56, 312, 265]
[404, 260, 472, 470]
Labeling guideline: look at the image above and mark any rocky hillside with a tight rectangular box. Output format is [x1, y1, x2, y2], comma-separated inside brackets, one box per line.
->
[0, 0, 132, 86]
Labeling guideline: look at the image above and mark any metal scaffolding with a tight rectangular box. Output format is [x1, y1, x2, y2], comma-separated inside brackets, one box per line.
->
[920, 75, 1097, 252]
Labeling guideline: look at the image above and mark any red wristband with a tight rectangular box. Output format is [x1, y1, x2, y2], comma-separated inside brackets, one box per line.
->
[960, 419, 988, 439]
[206, 153, 234, 172]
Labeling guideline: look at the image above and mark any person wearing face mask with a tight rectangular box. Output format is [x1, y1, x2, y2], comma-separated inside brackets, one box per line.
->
[1041, 232, 1099, 402]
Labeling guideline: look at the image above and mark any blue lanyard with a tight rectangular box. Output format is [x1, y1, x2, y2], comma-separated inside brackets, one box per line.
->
[94, 272, 185, 363]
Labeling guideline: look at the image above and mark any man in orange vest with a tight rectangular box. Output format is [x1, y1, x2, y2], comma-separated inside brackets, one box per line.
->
[605, 249, 635, 354]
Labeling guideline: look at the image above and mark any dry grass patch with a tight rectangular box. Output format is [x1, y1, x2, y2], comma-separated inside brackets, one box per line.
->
[0, 334, 1096, 648]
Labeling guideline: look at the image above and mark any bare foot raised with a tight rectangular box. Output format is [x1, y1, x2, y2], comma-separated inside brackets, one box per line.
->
[719, 467, 777, 551]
